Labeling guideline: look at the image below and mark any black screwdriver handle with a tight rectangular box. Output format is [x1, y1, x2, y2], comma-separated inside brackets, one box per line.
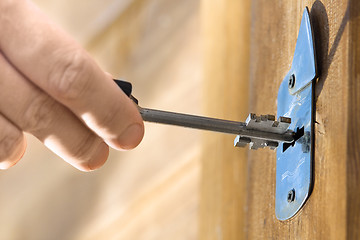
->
[114, 79, 139, 105]
[114, 79, 132, 97]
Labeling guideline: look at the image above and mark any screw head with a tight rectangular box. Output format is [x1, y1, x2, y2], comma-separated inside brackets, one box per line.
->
[288, 74, 295, 89]
[287, 189, 295, 203]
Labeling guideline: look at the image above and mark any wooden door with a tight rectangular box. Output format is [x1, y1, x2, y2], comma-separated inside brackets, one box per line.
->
[200, 0, 360, 239]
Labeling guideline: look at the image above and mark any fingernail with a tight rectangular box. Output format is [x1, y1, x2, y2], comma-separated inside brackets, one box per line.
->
[117, 123, 144, 150]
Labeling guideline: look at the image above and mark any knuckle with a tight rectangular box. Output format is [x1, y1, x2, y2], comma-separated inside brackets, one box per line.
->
[98, 105, 119, 131]
[48, 49, 91, 100]
[72, 132, 96, 162]
[0, 0, 15, 12]
[85, 103, 122, 138]
[22, 94, 58, 134]
[0, 0, 15, 26]
[0, 126, 23, 161]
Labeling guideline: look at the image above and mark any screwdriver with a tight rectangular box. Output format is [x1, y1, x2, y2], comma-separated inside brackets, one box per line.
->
[114, 79, 295, 145]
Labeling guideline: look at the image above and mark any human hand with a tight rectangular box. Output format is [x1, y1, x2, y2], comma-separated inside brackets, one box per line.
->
[0, 0, 144, 171]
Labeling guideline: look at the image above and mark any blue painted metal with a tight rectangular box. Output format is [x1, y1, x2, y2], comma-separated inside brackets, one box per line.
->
[275, 7, 317, 221]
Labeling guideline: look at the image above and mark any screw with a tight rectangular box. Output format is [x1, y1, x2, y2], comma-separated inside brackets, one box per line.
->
[288, 74, 295, 89]
[287, 189, 295, 203]
[302, 143, 310, 153]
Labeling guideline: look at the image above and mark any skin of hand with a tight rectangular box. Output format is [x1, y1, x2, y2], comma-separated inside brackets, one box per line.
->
[0, 0, 145, 171]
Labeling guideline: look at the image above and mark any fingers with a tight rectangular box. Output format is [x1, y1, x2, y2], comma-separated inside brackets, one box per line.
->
[0, 0, 144, 150]
[0, 114, 26, 170]
[0, 53, 109, 171]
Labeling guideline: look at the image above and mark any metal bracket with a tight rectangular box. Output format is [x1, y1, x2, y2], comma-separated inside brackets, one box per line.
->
[275, 7, 317, 220]
[234, 113, 292, 150]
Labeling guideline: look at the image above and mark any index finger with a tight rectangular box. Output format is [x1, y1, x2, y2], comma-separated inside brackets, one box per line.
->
[0, 0, 144, 150]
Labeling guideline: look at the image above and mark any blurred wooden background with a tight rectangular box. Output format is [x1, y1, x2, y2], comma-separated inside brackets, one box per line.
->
[199, 1, 250, 239]
[0, 0, 203, 239]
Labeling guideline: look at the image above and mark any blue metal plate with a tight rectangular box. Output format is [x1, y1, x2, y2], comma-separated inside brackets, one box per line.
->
[275, 7, 317, 221]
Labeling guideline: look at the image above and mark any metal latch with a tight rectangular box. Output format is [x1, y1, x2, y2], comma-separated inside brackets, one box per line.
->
[274, 7, 316, 220]
[114, 6, 316, 222]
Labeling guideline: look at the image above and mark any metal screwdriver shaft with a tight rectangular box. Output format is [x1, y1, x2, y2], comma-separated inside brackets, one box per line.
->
[138, 107, 294, 143]
[113, 79, 294, 148]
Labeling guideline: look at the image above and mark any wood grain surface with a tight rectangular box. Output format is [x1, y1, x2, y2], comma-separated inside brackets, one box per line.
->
[199, 0, 250, 239]
[245, 0, 360, 239]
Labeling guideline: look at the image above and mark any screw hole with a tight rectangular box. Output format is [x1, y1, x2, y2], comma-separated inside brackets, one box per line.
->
[287, 189, 295, 203]
[288, 74, 295, 89]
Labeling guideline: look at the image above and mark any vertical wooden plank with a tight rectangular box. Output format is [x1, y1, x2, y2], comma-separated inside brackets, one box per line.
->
[245, 0, 360, 238]
[347, 0, 360, 238]
[199, 0, 250, 239]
